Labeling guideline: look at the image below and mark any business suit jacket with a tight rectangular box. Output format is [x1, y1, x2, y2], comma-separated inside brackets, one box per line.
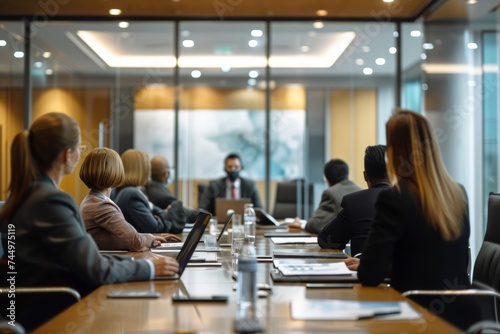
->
[143, 180, 199, 224]
[318, 183, 390, 255]
[144, 180, 177, 209]
[0, 175, 150, 296]
[358, 182, 470, 293]
[305, 179, 361, 234]
[80, 190, 156, 251]
[199, 176, 263, 215]
[112, 186, 185, 234]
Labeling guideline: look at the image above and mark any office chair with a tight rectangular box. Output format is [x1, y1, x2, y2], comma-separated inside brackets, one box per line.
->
[473, 192, 500, 292]
[467, 320, 500, 334]
[0, 286, 80, 332]
[402, 289, 500, 331]
[272, 180, 313, 219]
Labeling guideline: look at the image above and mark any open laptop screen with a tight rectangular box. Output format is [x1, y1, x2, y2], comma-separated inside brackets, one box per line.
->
[217, 212, 234, 242]
[176, 212, 211, 276]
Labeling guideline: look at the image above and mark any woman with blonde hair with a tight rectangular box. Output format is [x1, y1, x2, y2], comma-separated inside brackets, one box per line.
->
[79, 148, 181, 251]
[346, 110, 470, 292]
[112, 149, 186, 233]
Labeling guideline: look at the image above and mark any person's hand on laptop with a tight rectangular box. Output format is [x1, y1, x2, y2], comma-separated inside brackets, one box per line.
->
[152, 257, 179, 277]
[160, 233, 182, 242]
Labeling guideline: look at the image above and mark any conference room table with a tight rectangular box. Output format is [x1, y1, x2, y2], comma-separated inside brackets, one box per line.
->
[33, 228, 461, 333]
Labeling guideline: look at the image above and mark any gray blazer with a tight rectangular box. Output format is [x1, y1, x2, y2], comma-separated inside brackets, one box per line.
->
[305, 179, 362, 234]
[0, 175, 151, 296]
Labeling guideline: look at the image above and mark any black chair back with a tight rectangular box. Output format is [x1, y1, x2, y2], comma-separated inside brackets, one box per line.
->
[473, 192, 500, 292]
[272, 180, 313, 219]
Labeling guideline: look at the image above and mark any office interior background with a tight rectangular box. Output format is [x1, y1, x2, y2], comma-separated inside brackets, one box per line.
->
[0, 0, 498, 262]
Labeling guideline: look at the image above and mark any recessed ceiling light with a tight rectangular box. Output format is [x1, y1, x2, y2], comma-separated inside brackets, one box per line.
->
[182, 40, 194, 48]
[410, 30, 422, 37]
[375, 58, 386, 65]
[316, 9, 328, 16]
[300, 45, 310, 52]
[118, 22, 129, 29]
[248, 40, 258, 47]
[0, 40, 6, 47]
[181, 30, 190, 37]
[191, 70, 201, 78]
[467, 42, 478, 49]
[355, 59, 364, 66]
[383, 0, 394, 2]
[392, 31, 399, 38]
[313, 21, 324, 29]
[362, 46, 370, 53]
[467, 0, 477, 4]
[251, 29, 263, 37]
[363, 67, 373, 75]
[221, 66, 231, 72]
[34, 61, 43, 67]
[423, 43, 434, 50]
[249, 70, 259, 78]
[422, 83, 428, 91]
[389, 47, 397, 54]
[14, 51, 24, 58]
[109, 9, 121, 16]
[420, 53, 427, 60]
[45, 68, 53, 75]
[247, 78, 257, 86]
[43, 51, 51, 58]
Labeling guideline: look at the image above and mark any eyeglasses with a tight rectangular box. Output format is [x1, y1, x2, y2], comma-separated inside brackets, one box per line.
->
[77, 145, 86, 153]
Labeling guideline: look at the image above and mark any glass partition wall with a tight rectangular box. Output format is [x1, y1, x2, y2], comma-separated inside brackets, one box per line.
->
[1, 16, 497, 251]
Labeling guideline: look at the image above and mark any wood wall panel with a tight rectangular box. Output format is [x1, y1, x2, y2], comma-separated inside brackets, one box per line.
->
[330, 89, 377, 188]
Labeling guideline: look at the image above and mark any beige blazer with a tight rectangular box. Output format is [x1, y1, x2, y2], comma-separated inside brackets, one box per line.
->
[80, 190, 156, 251]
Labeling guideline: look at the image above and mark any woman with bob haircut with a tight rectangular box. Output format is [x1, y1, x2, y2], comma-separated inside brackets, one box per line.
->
[112, 149, 186, 233]
[345, 110, 470, 293]
[79, 148, 181, 251]
[0, 113, 179, 304]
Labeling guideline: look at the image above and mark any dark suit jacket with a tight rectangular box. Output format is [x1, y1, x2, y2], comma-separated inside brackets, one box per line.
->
[199, 177, 262, 215]
[318, 183, 390, 255]
[0, 175, 150, 297]
[358, 182, 470, 293]
[143, 180, 177, 209]
[112, 186, 185, 234]
[143, 180, 199, 224]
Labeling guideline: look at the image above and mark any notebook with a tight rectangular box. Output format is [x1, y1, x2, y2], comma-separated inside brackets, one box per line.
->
[215, 198, 251, 222]
[155, 212, 211, 280]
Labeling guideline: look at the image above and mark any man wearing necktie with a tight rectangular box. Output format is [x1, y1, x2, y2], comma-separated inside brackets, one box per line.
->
[199, 153, 263, 215]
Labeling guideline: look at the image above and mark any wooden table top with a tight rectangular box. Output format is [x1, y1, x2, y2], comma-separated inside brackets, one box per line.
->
[33, 229, 461, 333]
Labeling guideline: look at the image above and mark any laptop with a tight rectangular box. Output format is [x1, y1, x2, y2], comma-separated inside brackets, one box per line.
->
[255, 207, 288, 229]
[155, 211, 211, 280]
[217, 211, 234, 242]
[215, 198, 251, 223]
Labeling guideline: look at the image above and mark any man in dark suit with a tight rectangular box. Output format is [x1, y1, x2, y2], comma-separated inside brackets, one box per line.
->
[143, 156, 198, 223]
[318, 145, 390, 256]
[199, 153, 263, 215]
[144, 156, 177, 209]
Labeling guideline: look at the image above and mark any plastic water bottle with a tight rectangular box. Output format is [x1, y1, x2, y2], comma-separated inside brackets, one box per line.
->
[243, 203, 256, 245]
[236, 239, 257, 318]
[231, 214, 244, 270]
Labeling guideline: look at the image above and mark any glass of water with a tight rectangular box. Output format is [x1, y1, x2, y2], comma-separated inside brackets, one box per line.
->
[231, 214, 244, 255]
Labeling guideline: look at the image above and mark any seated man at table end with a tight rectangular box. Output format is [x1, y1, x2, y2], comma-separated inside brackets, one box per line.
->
[198, 152, 262, 215]
[318, 145, 390, 256]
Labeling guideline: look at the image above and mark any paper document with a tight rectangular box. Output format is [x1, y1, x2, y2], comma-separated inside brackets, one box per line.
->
[291, 299, 421, 320]
[271, 237, 318, 244]
[159, 242, 184, 248]
[276, 262, 352, 276]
